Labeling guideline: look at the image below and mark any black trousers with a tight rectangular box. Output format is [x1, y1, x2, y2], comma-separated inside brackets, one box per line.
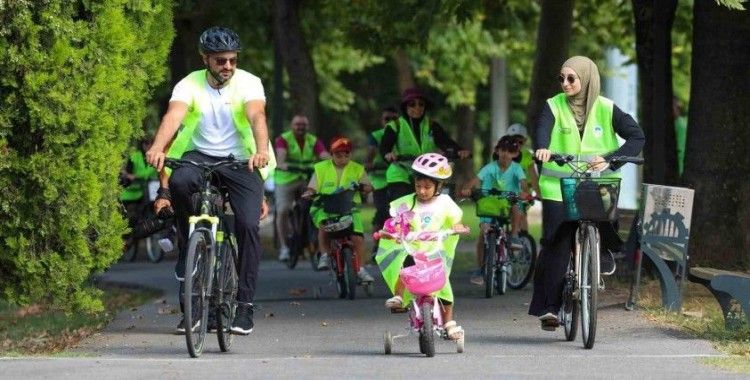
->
[528, 200, 623, 316]
[372, 188, 389, 230]
[170, 151, 264, 303]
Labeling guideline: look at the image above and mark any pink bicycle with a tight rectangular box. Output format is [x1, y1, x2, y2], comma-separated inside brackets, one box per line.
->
[374, 228, 466, 357]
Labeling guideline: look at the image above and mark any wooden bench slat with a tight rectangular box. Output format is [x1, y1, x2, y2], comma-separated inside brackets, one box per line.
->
[690, 267, 750, 281]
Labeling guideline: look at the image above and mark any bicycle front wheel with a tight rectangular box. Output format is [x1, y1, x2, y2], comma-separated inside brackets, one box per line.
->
[483, 230, 497, 298]
[146, 234, 165, 263]
[579, 225, 599, 349]
[286, 209, 302, 269]
[562, 259, 578, 342]
[342, 247, 357, 300]
[419, 302, 435, 357]
[217, 234, 238, 352]
[183, 229, 212, 358]
[507, 231, 536, 289]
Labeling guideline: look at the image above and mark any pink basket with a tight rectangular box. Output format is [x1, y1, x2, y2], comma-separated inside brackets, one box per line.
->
[399, 254, 446, 296]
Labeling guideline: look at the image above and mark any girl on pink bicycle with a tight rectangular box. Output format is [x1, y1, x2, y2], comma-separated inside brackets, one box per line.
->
[375, 153, 469, 340]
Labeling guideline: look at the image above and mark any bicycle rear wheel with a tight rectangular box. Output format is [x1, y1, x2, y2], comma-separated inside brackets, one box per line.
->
[183, 230, 212, 358]
[580, 225, 599, 349]
[507, 231, 536, 289]
[342, 247, 357, 300]
[562, 259, 578, 342]
[483, 231, 497, 298]
[217, 234, 238, 352]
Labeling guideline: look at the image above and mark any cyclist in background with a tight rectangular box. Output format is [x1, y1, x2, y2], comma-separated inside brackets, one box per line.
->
[145, 26, 275, 336]
[506, 124, 541, 233]
[378, 88, 470, 202]
[120, 137, 159, 251]
[274, 114, 330, 262]
[366, 106, 399, 254]
[304, 137, 374, 282]
[529, 56, 644, 331]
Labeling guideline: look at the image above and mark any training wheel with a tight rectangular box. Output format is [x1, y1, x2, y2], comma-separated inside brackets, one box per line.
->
[456, 335, 465, 353]
[384, 331, 393, 354]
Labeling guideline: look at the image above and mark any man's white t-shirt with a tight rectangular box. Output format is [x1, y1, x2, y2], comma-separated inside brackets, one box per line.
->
[170, 69, 266, 159]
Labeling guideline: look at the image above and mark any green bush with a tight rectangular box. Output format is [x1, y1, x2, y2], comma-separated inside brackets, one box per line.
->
[0, 0, 173, 312]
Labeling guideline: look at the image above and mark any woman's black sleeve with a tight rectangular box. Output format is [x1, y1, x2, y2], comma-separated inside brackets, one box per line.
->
[431, 121, 463, 151]
[379, 125, 398, 158]
[606, 104, 645, 169]
[534, 103, 555, 150]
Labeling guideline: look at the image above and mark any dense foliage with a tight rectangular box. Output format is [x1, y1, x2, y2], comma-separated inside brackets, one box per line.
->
[0, 0, 173, 312]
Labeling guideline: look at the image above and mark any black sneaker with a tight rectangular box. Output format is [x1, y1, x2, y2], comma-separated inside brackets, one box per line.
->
[230, 303, 254, 335]
[600, 249, 616, 276]
[175, 317, 200, 334]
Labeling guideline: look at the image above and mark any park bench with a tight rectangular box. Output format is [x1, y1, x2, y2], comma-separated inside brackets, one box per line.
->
[688, 267, 750, 329]
[627, 184, 750, 329]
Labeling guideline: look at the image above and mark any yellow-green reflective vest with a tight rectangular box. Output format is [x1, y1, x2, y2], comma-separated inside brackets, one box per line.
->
[313, 159, 364, 202]
[274, 131, 318, 184]
[385, 116, 438, 184]
[166, 69, 276, 180]
[370, 128, 388, 190]
[539, 94, 620, 201]
[120, 151, 157, 202]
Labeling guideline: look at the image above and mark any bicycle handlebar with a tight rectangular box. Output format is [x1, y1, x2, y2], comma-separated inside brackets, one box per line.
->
[164, 157, 249, 172]
[547, 153, 644, 166]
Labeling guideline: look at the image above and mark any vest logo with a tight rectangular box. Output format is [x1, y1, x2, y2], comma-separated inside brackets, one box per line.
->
[561, 126, 572, 134]
[593, 125, 603, 138]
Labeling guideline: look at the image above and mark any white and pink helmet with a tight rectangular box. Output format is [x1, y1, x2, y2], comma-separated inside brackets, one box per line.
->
[411, 153, 452, 180]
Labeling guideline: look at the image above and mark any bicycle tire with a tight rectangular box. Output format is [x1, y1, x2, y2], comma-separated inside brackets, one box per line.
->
[334, 255, 347, 299]
[420, 302, 435, 357]
[285, 209, 301, 269]
[217, 234, 238, 352]
[483, 230, 497, 298]
[507, 231, 537, 289]
[183, 229, 212, 358]
[580, 225, 599, 349]
[562, 259, 578, 342]
[343, 247, 357, 300]
[146, 234, 165, 263]
[121, 241, 137, 262]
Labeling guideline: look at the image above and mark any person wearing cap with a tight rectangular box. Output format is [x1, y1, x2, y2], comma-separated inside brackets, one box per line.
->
[274, 114, 330, 262]
[145, 26, 275, 336]
[378, 88, 471, 202]
[304, 137, 375, 282]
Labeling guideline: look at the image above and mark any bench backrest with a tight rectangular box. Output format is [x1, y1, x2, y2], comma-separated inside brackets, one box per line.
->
[640, 184, 695, 265]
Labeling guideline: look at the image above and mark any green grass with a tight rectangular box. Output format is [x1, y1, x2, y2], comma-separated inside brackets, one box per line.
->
[0, 285, 160, 355]
[638, 281, 750, 373]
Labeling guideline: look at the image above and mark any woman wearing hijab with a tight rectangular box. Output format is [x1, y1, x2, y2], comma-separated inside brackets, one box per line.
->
[530, 56, 644, 330]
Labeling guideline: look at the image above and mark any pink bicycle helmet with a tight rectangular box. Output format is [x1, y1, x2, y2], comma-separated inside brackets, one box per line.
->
[411, 153, 452, 180]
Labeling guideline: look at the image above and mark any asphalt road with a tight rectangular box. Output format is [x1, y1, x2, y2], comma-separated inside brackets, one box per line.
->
[0, 257, 742, 379]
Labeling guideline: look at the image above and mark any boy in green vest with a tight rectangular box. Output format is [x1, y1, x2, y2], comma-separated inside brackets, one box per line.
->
[304, 137, 374, 282]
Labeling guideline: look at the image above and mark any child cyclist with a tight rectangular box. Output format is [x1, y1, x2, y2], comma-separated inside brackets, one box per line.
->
[376, 153, 470, 340]
[507, 124, 541, 232]
[304, 136, 374, 283]
[461, 136, 529, 285]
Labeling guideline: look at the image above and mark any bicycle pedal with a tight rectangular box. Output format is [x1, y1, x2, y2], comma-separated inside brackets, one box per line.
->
[390, 307, 408, 314]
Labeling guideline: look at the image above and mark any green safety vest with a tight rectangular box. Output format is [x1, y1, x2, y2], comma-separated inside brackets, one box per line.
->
[274, 131, 318, 184]
[309, 159, 365, 225]
[374, 194, 460, 303]
[385, 116, 438, 184]
[166, 69, 276, 180]
[120, 151, 158, 202]
[369, 128, 388, 190]
[539, 93, 621, 201]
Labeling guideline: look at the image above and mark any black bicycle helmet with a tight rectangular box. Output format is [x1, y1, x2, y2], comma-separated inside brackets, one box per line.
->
[199, 27, 241, 54]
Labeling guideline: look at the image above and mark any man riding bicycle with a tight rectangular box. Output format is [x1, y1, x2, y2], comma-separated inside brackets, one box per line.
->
[146, 26, 275, 336]
[378, 88, 471, 202]
[274, 114, 329, 262]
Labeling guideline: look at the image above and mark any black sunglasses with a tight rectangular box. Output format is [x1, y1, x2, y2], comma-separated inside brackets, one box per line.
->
[558, 74, 577, 85]
[214, 57, 237, 66]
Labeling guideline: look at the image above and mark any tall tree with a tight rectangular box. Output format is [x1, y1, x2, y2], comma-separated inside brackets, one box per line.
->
[273, 0, 321, 135]
[684, 1, 749, 267]
[525, 0, 574, 141]
[633, 0, 679, 185]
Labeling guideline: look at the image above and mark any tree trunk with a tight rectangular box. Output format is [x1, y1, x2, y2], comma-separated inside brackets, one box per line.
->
[454, 105, 475, 189]
[525, 0, 573, 142]
[392, 48, 416, 93]
[633, 0, 678, 185]
[273, 0, 321, 136]
[684, 2, 750, 268]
